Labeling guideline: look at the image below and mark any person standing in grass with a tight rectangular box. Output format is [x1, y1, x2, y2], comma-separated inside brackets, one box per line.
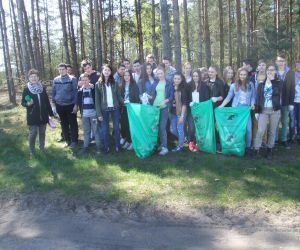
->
[120, 70, 140, 150]
[276, 53, 295, 149]
[170, 73, 188, 152]
[183, 62, 192, 84]
[289, 60, 300, 144]
[22, 69, 54, 159]
[187, 69, 211, 152]
[76, 73, 102, 155]
[95, 64, 123, 154]
[254, 64, 282, 159]
[52, 63, 78, 149]
[150, 65, 174, 156]
[113, 62, 126, 87]
[220, 67, 256, 153]
[206, 65, 224, 108]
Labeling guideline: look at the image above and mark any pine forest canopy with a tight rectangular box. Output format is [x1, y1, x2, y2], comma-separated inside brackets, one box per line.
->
[0, 0, 300, 105]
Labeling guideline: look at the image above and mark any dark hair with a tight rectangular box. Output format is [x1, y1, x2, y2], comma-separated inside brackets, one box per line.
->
[162, 56, 171, 62]
[28, 68, 39, 77]
[98, 64, 115, 86]
[295, 60, 300, 64]
[173, 72, 186, 91]
[257, 59, 266, 65]
[121, 69, 136, 90]
[191, 69, 202, 91]
[139, 63, 154, 92]
[277, 52, 287, 59]
[58, 63, 67, 69]
[81, 59, 92, 68]
[123, 58, 130, 63]
[66, 64, 72, 68]
[133, 59, 140, 65]
[242, 58, 254, 68]
[157, 63, 166, 71]
[118, 62, 126, 69]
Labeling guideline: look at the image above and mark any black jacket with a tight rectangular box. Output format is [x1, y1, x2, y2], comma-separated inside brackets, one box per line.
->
[171, 84, 189, 114]
[282, 70, 295, 106]
[22, 86, 53, 126]
[187, 81, 211, 103]
[205, 78, 225, 107]
[255, 79, 282, 113]
[120, 82, 140, 104]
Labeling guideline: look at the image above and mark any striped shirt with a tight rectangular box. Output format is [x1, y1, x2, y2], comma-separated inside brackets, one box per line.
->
[82, 88, 96, 117]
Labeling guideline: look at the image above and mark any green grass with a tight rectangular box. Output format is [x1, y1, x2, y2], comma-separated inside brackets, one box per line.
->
[0, 105, 300, 211]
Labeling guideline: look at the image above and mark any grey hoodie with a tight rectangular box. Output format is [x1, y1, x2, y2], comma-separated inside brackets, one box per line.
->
[52, 74, 78, 105]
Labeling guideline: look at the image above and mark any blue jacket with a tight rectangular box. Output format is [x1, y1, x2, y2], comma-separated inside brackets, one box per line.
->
[52, 74, 78, 105]
[138, 78, 158, 97]
[224, 82, 256, 107]
[150, 79, 174, 109]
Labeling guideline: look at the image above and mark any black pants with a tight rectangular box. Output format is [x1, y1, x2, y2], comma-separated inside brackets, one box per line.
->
[56, 104, 78, 143]
[120, 106, 132, 143]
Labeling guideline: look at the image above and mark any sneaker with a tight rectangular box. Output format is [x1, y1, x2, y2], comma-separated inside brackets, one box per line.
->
[188, 142, 195, 152]
[102, 147, 109, 154]
[159, 147, 169, 156]
[172, 146, 183, 152]
[127, 143, 133, 150]
[122, 141, 130, 149]
[281, 141, 290, 149]
[69, 142, 78, 149]
[193, 145, 199, 152]
[120, 138, 125, 145]
[115, 147, 121, 153]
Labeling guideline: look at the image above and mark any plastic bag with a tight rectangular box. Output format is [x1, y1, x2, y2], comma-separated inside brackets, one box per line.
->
[191, 99, 216, 154]
[127, 103, 160, 159]
[215, 107, 250, 156]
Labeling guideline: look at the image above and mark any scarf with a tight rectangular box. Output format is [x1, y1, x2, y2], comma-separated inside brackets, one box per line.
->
[27, 82, 43, 95]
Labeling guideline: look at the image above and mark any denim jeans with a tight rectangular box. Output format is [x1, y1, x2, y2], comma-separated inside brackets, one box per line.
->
[186, 108, 195, 142]
[102, 108, 120, 150]
[170, 113, 186, 147]
[159, 107, 169, 148]
[82, 116, 101, 149]
[289, 103, 300, 141]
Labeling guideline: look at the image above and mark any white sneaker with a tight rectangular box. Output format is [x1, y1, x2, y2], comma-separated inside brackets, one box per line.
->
[120, 138, 125, 145]
[159, 147, 169, 156]
[122, 142, 130, 149]
[127, 143, 133, 150]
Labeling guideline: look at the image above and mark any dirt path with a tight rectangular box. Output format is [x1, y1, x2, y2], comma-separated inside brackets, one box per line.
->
[0, 194, 299, 249]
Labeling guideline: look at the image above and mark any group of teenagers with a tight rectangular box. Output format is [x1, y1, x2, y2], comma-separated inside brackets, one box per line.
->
[22, 53, 300, 159]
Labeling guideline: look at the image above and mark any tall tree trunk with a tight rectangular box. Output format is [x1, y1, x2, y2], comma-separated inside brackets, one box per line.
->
[228, 0, 233, 66]
[108, 0, 114, 65]
[0, 0, 16, 104]
[218, 0, 224, 71]
[135, 0, 144, 62]
[67, 0, 79, 76]
[245, 0, 251, 57]
[203, 0, 211, 67]
[31, 0, 40, 72]
[22, 0, 36, 69]
[58, 0, 70, 63]
[236, 0, 242, 66]
[43, 0, 52, 79]
[36, 0, 45, 77]
[151, 0, 158, 61]
[183, 0, 191, 61]
[160, 0, 172, 59]
[172, 0, 182, 72]
[10, 0, 23, 77]
[252, 0, 258, 59]
[197, 0, 203, 66]
[94, 0, 102, 70]
[16, 0, 30, 77]
[9, 0, 21, 81]
[100, 0, 106, 61]
[88, 0, 95, 64]
[119, 0, 125, 59]
[78, 0, 86, 59]
[298, 1, 300, 59]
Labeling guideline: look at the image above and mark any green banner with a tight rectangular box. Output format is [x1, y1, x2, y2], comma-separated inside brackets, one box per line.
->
[191, 100, 216, 154]
[215, 107, 250, 156]
[127, 103, 160, 159]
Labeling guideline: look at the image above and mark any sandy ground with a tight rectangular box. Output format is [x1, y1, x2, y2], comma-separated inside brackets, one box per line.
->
[0, 193, 299, 250]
